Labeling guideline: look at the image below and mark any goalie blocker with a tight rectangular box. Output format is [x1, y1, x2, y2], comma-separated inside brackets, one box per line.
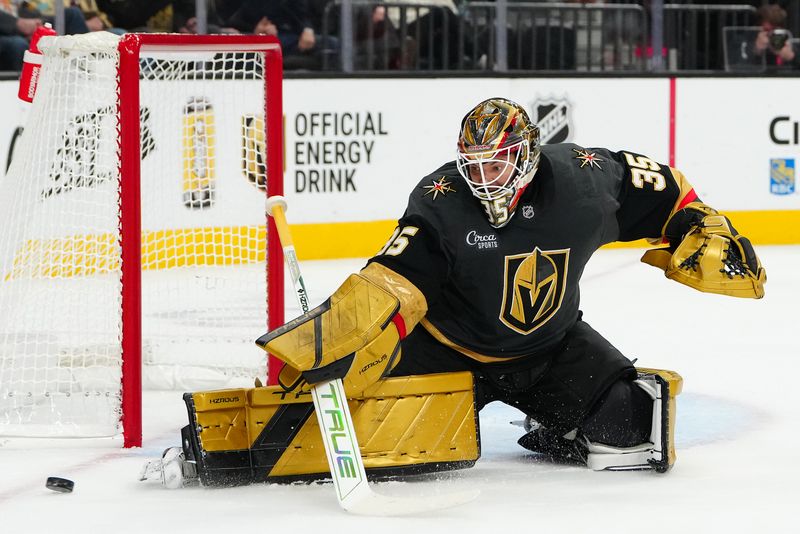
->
[175, 371, 479, 486]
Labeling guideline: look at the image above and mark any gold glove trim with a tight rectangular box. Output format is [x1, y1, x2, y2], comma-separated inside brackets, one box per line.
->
[640, 248, 671, 270]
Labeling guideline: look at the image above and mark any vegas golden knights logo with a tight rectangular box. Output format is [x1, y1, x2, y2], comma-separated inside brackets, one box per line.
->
[500, 247, 569, 334]
[241, 114, 267, 191]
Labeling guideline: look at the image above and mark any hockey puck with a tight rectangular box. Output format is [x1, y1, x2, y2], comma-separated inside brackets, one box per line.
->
[45, 477, 74, 493]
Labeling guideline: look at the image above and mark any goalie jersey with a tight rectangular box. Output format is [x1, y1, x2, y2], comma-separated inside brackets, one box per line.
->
[368, 143, 697, 362]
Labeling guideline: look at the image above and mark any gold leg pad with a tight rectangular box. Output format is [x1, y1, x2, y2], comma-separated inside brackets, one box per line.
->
[185, 371, 480, 484]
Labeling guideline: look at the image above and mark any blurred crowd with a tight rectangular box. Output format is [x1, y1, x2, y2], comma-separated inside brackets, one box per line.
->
[1, 0, 340, 71]
[751, 2, 799, 68]
[0, 0, 798, 72]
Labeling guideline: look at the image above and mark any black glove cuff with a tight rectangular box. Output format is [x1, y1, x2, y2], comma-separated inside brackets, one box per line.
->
[663, 207, 705, 245]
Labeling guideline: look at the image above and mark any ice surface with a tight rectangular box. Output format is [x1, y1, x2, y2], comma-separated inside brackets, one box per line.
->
[1, 246, 797, 533]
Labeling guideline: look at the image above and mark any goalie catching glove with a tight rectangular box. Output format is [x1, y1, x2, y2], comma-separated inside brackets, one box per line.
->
[256, 269, 409, 395]
[641, 202, 766, 299]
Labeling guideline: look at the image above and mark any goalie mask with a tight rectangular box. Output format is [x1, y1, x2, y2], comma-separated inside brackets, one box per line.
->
[456, 98, 541, 228]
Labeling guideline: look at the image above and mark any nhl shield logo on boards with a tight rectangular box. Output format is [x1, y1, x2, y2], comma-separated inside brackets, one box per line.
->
[499, 247, 570, 335]
[530, 97, 572, 144]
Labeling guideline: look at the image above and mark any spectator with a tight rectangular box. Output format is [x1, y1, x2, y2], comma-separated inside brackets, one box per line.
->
[466, 0, 577, 71]
[752, 3, 799, 69]
[0, 1, 34, 71]
[175, 0, 240, 35]
[339, 3, 424, 70]
[214, 0, 243, 26]
[71, 1, 123, 34]
[1, 1, 88, 71]
[354, 1, 468, 71]
[353, 5, 407, 69]
[23, 1, 119, 34]
[224, 0, 338, 69]
[94, 0, 195, 33]
[388, 0, 465, 70]
[17, 1, 90, 35]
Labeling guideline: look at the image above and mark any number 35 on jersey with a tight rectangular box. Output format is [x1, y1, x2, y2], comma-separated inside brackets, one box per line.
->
[624, 152, 666, 192]
[378, 226, 419, 257]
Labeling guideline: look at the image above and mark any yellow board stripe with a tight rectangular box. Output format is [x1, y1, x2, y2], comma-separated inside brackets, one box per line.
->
[6, 210, 797, 279]
[291, 210, 800, 259]
[7, 226, 267, 279]
[291, 220, 395, 260]
[142, 226, 265, 268]
[603, 209, 800, 249]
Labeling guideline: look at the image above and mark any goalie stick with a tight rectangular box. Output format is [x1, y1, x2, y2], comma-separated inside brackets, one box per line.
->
[265, 196, 478, 516]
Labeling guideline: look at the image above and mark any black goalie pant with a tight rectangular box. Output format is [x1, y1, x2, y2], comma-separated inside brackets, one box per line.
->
[390, 316, 653, 446]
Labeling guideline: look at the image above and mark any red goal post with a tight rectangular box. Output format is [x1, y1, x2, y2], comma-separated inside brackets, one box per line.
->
[0, 33, 285, 448]
[117, 34, 285, 448]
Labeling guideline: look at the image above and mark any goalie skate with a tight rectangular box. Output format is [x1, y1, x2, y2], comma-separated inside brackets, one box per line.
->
[139, 447, 198, 489]
[517, 417, 587, 464]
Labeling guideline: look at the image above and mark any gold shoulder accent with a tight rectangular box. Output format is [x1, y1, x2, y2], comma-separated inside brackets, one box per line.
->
[667, 167, 697, 214]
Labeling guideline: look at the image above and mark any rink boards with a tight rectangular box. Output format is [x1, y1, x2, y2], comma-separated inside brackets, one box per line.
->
[0, 77, 798, 259]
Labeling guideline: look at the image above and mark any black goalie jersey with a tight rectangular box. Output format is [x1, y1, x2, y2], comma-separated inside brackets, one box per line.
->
[368, 143, 698, 362]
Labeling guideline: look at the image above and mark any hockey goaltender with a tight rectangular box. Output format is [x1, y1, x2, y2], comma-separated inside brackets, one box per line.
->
[142, 97, 766, 488]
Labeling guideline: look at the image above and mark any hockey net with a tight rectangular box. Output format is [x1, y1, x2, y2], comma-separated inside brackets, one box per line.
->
[0, 33, 284, 447]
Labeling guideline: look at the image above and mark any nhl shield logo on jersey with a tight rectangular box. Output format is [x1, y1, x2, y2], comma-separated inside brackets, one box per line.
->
[530, 97, 572, 144]
[522, 205, 534, 219]
[499, 247, 569, 335]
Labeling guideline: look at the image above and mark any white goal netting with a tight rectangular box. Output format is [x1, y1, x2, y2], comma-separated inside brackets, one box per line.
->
[0, 33, 277, 440]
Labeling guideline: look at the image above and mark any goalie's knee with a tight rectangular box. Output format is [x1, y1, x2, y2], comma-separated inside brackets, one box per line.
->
[582, 377, 654, 448]
[582, 368, 682, 473]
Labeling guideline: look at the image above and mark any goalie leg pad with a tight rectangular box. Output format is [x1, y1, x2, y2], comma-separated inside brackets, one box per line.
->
[584, 368, 683, 473]
[181, 371, 480, 486]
